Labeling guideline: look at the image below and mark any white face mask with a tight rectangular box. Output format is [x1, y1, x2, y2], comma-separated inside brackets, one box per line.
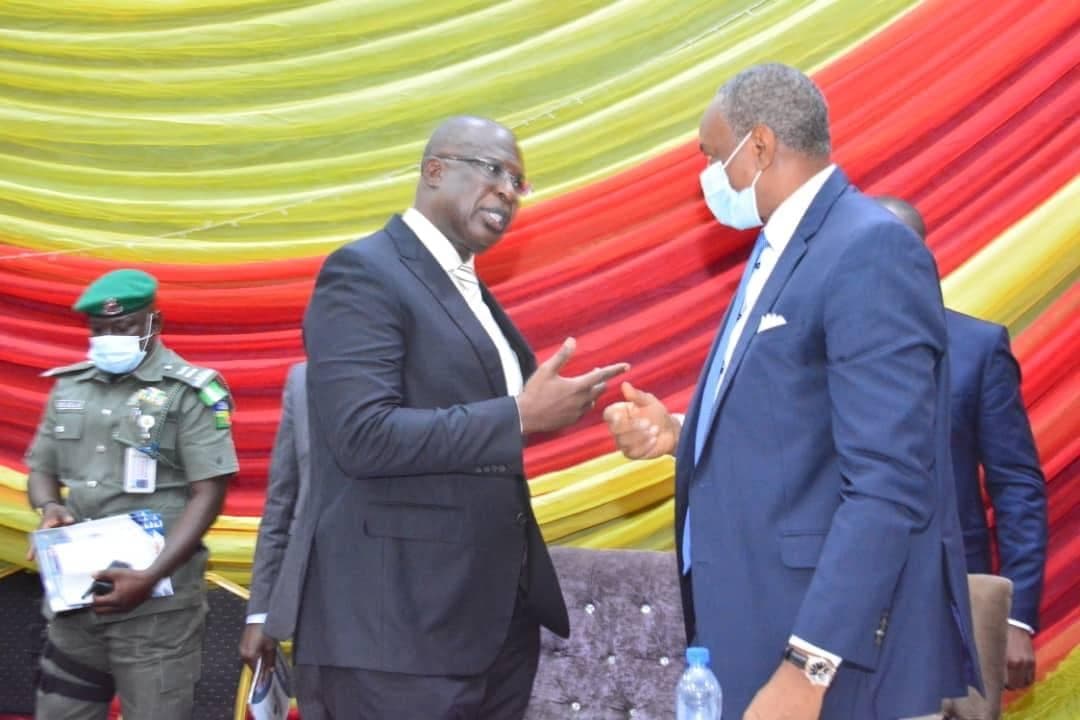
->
[699, 131, 764, 230]
[87, 315, 153, 375]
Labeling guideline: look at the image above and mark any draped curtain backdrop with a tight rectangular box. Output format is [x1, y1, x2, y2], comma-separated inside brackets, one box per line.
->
[0, 1, 1076, 715]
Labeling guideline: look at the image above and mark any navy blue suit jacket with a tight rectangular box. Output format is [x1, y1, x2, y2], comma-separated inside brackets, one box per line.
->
[946, 309, 1047, 630]
[271, 216, 568, 677]
[675, 169, 980, 719]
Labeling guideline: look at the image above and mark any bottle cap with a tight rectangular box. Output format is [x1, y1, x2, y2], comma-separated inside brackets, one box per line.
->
[686, 646, 710, 666]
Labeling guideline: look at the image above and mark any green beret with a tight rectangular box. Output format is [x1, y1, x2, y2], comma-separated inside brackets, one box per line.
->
[73, 269, 158, 317]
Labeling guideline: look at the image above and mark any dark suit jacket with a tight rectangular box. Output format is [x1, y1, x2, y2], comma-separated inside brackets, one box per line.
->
[267, 215, 568, 677]
[247, 362, 310, 619]
[674, 169, 980, 719]
[946, 309, 1047, 630]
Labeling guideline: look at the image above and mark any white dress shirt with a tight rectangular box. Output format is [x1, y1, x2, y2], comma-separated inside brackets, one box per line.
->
[715, 163, 836, 389]
[402, 208, 524, 396]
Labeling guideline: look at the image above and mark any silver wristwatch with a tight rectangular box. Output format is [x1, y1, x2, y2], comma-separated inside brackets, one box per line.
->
[783, 645, 838, 687]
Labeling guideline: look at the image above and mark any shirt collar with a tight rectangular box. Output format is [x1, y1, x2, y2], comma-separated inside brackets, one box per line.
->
[402, 207, 474, 273]
[132, 341, 169, 382]
[762, 163, 836, 252]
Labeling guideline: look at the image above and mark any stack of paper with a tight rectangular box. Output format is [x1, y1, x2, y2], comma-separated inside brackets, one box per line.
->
[32, 510, 173, 613]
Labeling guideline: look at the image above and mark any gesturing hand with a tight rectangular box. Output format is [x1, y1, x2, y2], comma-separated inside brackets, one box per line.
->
[517, 338, 630, 434]
[603, 382, 681, 459]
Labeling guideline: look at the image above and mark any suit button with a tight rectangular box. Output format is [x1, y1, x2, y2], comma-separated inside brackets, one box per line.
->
[515, 512, 527, 526]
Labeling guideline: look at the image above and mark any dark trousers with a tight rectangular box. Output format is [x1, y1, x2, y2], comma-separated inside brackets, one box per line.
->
[295, 592, 540, 720]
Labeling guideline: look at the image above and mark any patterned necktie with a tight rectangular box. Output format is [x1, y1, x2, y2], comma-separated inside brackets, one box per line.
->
[452, 263, 483, 305]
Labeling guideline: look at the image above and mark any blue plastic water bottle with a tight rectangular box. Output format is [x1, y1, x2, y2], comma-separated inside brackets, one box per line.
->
[676, 646, 722, 720]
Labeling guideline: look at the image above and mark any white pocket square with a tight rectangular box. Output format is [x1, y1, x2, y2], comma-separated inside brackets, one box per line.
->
[757, 313, 788, 333]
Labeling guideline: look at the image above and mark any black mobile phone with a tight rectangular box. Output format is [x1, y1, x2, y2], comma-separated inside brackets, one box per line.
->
[81, 560, 132, 598]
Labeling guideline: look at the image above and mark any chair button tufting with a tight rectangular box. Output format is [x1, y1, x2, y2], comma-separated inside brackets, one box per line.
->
[584, 603, 595, 615]
[640, 603, 652, 614]
[659, 656, 670, 666]
[571, 701, 581, 712]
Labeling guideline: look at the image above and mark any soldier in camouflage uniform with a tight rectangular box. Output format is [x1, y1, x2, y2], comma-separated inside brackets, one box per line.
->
[25, 268, 238, 720]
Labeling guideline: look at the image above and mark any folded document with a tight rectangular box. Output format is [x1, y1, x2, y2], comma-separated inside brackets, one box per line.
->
[32, 509, 174, 614]
[249, 647, 292, 720]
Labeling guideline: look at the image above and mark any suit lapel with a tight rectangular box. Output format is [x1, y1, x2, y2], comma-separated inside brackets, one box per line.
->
[482, 284, 536, 380]
[389, 216, 507, 397]
[709, 236, 809, 415]
[700, 169, 851, 456]
[677, 294, 737, 473]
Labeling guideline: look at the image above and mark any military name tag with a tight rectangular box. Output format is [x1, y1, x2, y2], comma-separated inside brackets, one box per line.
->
[123, 447, 157, 494]
[55, 399, 85, 411]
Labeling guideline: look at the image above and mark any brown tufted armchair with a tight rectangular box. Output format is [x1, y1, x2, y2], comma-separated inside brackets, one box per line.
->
[527, 546, 687, 720]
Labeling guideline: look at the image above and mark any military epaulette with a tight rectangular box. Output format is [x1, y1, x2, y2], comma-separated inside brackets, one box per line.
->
[162, 364, 233, 408]
[41, 360, 95, 378]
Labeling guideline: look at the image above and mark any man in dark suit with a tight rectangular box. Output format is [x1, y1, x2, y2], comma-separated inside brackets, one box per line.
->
[878, 196, 1048, 691]
[267, 116, 628, 719]
[237, 361, 328, 719]
[603, 64, 979, 719]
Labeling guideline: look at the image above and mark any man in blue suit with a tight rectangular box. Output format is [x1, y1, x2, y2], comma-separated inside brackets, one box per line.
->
[604, 64, 979, 719]
[878, 196, 1047, 691]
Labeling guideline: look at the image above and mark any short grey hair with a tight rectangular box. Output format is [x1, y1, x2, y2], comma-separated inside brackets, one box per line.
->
[716, 63, 831, 157]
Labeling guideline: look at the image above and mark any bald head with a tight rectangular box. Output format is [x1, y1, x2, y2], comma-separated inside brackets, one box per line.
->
[415, 116, 525, 260]
[423, 116, 516, 160]
[877, 196, 926, 241]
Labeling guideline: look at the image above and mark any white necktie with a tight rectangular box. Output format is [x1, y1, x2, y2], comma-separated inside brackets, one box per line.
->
[453, 263, 483, 305]
[449, 262, 524, 396]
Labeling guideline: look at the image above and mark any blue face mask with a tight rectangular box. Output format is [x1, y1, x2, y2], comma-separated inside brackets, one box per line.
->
[87, 316, 153, 375]
[699, 131, 763, 230]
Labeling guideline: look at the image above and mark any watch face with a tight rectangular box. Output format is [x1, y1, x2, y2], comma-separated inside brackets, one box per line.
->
[806, 658, 835, 686]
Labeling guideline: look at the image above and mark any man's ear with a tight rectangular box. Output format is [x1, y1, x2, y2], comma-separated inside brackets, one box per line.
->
[751, 124, 777, 170]
[420, 156, 444, 188]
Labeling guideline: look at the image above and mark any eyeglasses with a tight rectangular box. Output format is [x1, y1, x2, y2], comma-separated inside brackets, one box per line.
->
[432, 155, 531, 196]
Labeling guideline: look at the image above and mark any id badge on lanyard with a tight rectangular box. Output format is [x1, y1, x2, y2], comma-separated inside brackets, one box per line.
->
[123, 447, 157, 493]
